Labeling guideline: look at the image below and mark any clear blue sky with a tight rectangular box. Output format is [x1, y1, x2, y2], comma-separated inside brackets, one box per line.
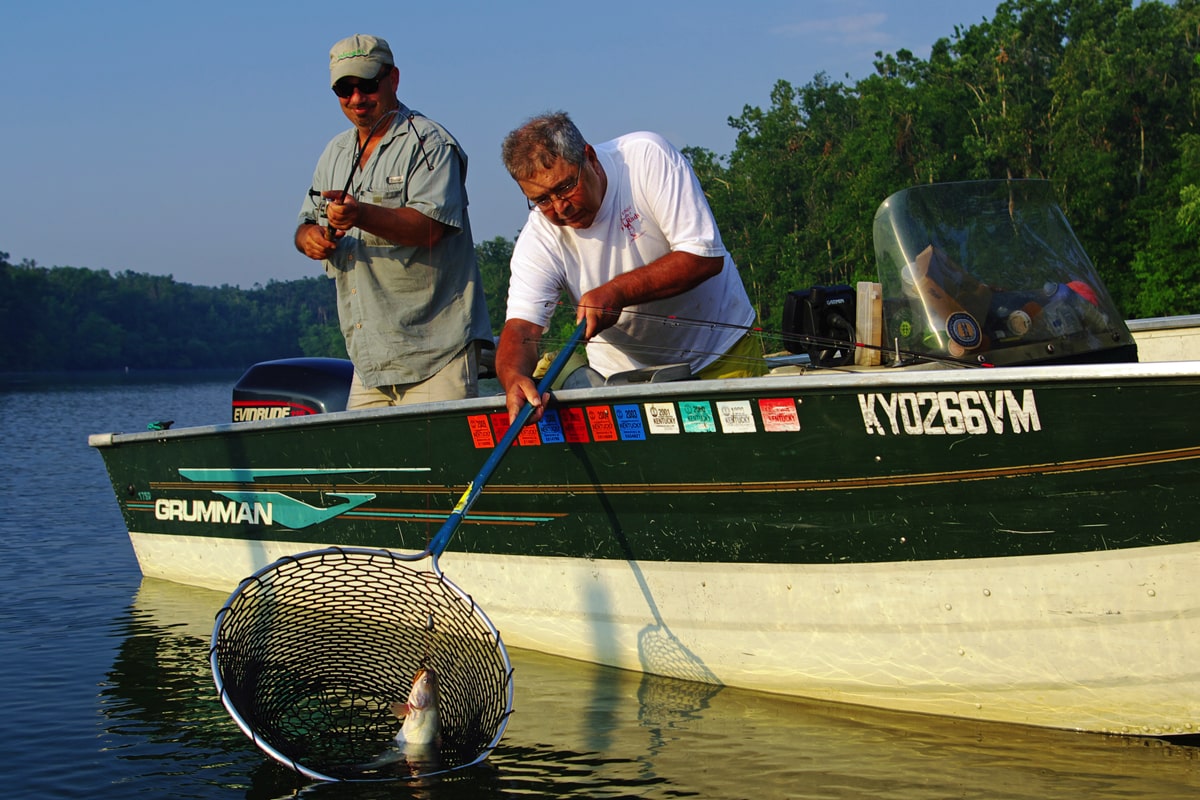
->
[1, 0, 1002, 288]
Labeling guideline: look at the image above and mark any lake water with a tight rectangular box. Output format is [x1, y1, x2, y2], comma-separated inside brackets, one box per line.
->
[3, 372, 1199, 799]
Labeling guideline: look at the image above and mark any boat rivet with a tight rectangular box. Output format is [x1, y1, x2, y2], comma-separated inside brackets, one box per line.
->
[944, 603, 953, 611]
[834, 586, 841, 593]
[899, 537, 906, 544]
[1147, 589, 1157, 597]
[874, 455, 882, 463]
[982, 589, 991, 597]
[958, 648, 965, 656]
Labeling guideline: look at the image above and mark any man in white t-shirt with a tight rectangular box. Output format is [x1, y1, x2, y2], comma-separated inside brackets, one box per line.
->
[496, 111, 764, 422]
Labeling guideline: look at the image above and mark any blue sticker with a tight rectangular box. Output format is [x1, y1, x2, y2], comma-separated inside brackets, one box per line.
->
[678, 401, 716, 433]
[538, 409, 565, 443]
[614, 404, 646, 440]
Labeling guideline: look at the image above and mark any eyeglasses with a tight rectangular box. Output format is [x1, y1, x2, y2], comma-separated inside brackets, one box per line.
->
[526, 158, 584, 210]
[332, 66, 391, 99]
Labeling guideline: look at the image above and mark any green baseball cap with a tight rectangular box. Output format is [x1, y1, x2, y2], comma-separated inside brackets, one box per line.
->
[329, 34, 394, 87]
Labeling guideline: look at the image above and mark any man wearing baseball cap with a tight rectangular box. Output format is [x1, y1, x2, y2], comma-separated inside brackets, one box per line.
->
[296, 34, 492, 409]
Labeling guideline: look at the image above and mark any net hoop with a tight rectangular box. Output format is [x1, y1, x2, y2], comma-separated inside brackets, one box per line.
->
[210, 546, 514, 782]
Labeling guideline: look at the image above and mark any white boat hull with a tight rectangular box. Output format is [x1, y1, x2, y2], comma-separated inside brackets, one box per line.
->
[130, 529, 1200, 736]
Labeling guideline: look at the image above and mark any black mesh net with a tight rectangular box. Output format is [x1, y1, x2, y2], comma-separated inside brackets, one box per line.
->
[210, 547, 513, 781]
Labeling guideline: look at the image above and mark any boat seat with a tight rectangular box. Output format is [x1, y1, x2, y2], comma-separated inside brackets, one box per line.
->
[558, 361, 694, 389]
[605, 363, 693, 385]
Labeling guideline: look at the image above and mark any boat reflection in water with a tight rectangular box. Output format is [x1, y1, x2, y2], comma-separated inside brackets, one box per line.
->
[102, 578, 1200, 799]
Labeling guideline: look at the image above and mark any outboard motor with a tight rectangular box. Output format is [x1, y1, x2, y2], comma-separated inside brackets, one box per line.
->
[232, 357, 354, 422]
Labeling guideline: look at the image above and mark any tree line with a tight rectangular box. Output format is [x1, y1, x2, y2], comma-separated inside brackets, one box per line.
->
[4, 0, 1198, 373]
[0, 239, 512, 372]
[688, 0, 1200, 329]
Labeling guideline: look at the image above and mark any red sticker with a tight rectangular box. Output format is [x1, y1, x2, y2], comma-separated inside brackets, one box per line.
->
[468, 414, 495, 448]
[560, 407, 591, 442]
[758, 398, 801, 432]
[586, 406, 618, 441]
[490, 412, 512, 444]
[517, 420, 541, 446]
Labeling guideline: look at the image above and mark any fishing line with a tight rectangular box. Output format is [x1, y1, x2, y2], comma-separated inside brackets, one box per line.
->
[540, 301, 993, 369]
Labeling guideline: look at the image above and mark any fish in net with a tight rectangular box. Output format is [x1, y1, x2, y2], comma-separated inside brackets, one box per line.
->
[210, 547, 513, 781]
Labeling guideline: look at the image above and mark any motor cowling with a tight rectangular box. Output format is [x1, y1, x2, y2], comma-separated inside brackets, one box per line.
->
[231, 358, 353, 422]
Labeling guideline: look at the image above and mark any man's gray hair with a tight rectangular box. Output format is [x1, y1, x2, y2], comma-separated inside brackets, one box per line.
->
[501, 111, 587, 180]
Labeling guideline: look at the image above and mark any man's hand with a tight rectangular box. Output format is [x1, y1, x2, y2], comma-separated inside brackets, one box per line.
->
[504, 374, 549, 425]
[323, 191, 360, 231]
[295, 222, 340, 260]
[496, 318, 547, 424]
[576, 284, 625, 339]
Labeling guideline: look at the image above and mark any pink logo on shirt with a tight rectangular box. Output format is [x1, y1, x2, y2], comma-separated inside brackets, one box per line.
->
[620, 206, 643, 241]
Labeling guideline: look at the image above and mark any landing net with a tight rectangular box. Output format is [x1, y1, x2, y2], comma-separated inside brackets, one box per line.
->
[210, 547, 513, 782]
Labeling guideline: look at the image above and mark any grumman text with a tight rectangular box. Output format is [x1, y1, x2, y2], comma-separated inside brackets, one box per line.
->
[154, 499, 273, 525]
[857, 389, 1041, 436]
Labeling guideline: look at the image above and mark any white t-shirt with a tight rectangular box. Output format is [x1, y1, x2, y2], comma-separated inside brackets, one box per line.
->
[506, 131, 756, 377]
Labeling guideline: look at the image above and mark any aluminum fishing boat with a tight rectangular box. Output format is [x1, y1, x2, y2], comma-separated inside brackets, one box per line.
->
[90, 180, 1200, 736]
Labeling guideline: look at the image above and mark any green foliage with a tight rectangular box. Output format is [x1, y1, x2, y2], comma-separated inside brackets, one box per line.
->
[696, 0, 1200, 323]
[0, 252, 343, 372]
[475, 235, 513, 337]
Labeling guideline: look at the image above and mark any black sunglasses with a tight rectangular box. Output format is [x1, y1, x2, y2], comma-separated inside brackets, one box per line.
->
[332, 66, 392, 99]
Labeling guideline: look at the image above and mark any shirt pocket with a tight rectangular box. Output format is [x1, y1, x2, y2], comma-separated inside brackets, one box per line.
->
[369, 182, 406, 208]
[360, 183, 407, 248]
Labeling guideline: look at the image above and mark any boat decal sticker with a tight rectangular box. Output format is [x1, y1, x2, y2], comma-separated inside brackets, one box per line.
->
[858, 389, 1042, 436]
[487, 411, 541, 446]
[538, 409, 566, 444]
[178, 467, 430, 481]
[946, 311, 983, 349]
[232, 401, 318, 421]
[679, 401, 716, 433]
[161, 467, 432, 530]
[489, 412, 512, 444]
[614, 404, 646, 440]
[716, 400, 757, 433]
[560, 407, 591, 442]
[340, 509, 563, 525]
[586, 406, 619, 441]
[153, 491, 375, 528]
[644, 402, 680, 434]
[758, 398, 801, 432]
[137, 444, 1200, 527]
[516, 416, 541, 446]
[489, 412, 542, 450]
[153, 497, 274, 525]
[467, 414, 495, 448]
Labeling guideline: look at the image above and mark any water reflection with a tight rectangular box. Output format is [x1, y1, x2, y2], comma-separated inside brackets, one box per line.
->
[103, 578, 1200, 799]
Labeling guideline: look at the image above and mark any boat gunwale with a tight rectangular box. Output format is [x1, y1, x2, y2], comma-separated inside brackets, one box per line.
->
[88, 358, 1200, 447]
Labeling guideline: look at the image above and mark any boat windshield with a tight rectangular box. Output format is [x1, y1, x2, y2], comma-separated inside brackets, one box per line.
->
[873, 180, 1135, 367]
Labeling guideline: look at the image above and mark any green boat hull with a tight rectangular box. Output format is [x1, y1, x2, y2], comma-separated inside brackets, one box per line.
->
[92, 364, 1200, 564]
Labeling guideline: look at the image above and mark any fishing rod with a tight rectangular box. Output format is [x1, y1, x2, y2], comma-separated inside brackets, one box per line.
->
[543, 301, 995, 369]
[309, 108, 401, 240]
